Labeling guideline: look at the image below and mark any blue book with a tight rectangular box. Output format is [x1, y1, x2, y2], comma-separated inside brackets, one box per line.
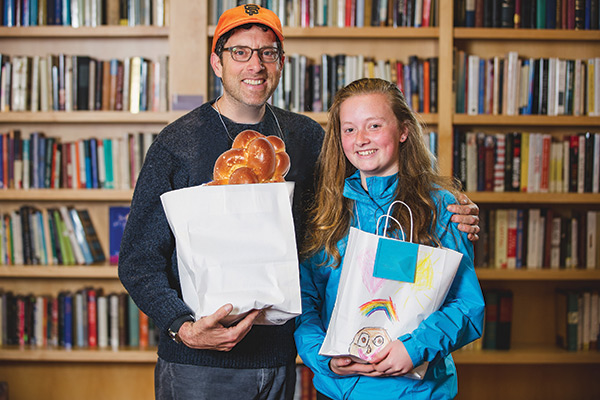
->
[109, 206, 130, 265]
[0, 134, 4, 188]
[515, 209, 525, 268]
[63, 0, 71, 26]
[3, 0, 15, 26]
[63, 292, 73, 349]
[546, 0, 557, 29]
[84, 140, 92, 189]
[22, 0, 30, 26]
[478, 58, 485, 114]
[54, 0, 62, 25]
[69, 208, 94, 264]
[89, 138, 98, 188]
[29, 0, 38, 26]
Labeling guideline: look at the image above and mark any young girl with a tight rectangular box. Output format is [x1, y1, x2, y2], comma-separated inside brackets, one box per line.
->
[294, 78, 485, 400]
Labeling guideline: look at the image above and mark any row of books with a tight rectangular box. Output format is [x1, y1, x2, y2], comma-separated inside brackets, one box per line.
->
[453, 131, 600, 193]
[1, 0, 168, 27]
[482, 289, 513, 350]
[0, 288, 157, 349]
[556, 289, 600, 352]
[475, 208, 600, 270]
[0, 53, 169, 113]
[212, 53, 438, 114]
[455, 51, 600, 116]
[210, 0, 438, 28]
[0, 130, 157, 190]
[455, 0, 600, 30]
[0, 205, 106, 266]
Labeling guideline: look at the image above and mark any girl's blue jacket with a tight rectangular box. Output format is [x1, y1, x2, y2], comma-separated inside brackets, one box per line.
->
[294, 172, 485, 400]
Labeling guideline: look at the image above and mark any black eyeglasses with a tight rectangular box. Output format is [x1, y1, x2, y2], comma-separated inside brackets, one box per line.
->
[222, 46, 282, 63]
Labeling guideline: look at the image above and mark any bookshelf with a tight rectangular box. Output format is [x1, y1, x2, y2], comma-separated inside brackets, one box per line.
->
[1, 0, 599, 399]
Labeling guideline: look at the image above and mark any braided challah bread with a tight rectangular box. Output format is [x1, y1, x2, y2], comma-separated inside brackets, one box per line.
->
[208, 130, 291, 185]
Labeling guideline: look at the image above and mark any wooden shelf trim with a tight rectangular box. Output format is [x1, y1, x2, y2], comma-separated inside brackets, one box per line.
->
[476, 268, 600, 281]
[453, 346, 600, 364]
[466, 192, 600, 204]
[453, 114, 600, 126]
[0, 266, 118, 278]
[0, 111, 184, 124]
[208, 26, 439, 38]
[304, 112, 438, 126]
[0, 189, 133, 201]
[454, 28, 600, 41]
[0, 347, 157, 363]
[0, 26, 169, 38]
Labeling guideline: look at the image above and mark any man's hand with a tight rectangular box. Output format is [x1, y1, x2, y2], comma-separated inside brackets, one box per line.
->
[367, 340, 414, 377]
[329, 356, 378, 376]
[177, 304, 261, 351]
[447, 193, 480, 241]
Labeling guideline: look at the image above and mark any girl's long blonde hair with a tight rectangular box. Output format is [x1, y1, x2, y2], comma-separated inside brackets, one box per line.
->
[302, 78, 460, 267]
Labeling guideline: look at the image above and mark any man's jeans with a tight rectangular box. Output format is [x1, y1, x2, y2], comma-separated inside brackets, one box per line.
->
[155, 357, 297, 400]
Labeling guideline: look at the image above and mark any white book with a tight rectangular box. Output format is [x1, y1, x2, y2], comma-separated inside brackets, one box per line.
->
[75, 291, 85, 347]
[337, 0, 345, 27]
[573, 59, 582, 116]
[493, 56, 501, 115]
[467, 55, 479, 115]
[120, 134, 131, 189]
[595, 57, 600, 116]
[556, 59, 566, 115]
[587, 211, 597, 269]
[465, 132, 477, 192]
[11, 210, 23, 265]
[34, 296, 44, 346]
[65, 55, 73, 112]
[109, 293, 120, 349]
[506, 51, 519, 116]
[527, 208, 541, 269]
[577, 134, 585, 193]
[30, 55, 40, 112]
[97, 295, 108, 348]
[547, 57, 557, 116]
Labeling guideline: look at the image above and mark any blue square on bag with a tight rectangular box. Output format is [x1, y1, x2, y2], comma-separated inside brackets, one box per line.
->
[373, 238, 418, 282]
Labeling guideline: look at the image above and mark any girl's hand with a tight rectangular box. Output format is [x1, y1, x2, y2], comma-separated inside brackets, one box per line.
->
[329, 356, 379, 376]
[367, 340, 414, 377]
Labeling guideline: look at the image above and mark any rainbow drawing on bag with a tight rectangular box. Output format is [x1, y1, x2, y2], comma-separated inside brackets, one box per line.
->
[359, 297, 398, 321]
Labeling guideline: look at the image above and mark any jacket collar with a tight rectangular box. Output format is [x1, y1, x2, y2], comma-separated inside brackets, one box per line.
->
[343, 171, 397, 206]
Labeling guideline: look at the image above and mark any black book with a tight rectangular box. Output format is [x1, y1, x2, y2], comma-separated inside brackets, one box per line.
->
[520, 0, 532, 28]
[531, 58, 540, 115]
[491, 0, 502, 27]
[500, 0, 515, 27]
[504, 133, 514, 191]
[429, 57, 438, 113]
[76, 56, 91, 111]
[583, 132, 594, 192]
[539, 58, 549, 115]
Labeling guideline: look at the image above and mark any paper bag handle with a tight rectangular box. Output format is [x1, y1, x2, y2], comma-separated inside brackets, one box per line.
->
[376, 200, 414, 243]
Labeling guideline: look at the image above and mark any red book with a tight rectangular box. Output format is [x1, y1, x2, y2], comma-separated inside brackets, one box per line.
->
[345, 0, 355, 27]
[422, 0, 432, 26]
[396, 62, 405, 93]
[139, 310, 149, 348]
[87, 288, 98, 348]
[423, 59, 430, 114]
[567, 0, 575, 29]
[17, 296, 25, 346]
[539, 134, 551, 193]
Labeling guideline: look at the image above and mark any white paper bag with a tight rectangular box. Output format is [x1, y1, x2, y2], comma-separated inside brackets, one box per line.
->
[160, 182, 301, 326]
[319, 201, 462, 379]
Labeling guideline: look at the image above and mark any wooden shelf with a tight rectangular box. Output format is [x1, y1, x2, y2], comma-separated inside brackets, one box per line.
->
[453, 345, 600, 365]
[208, 26, 440, 39]
[0, 266, 118, 279]
[453, 114, 600, 126]
[0, 26, 169, 38]
[454, 28, 600, 41]
[466, 192, 600, 204]
[304, 112, 438, 126]
[0, 111, 184, 124]
[0, 189, 134, 201]
[476, 268, 600, 281]
[0, 347, 157, 363]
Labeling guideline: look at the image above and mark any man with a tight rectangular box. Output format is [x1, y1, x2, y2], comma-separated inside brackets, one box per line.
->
[118, 4, 480, 400]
